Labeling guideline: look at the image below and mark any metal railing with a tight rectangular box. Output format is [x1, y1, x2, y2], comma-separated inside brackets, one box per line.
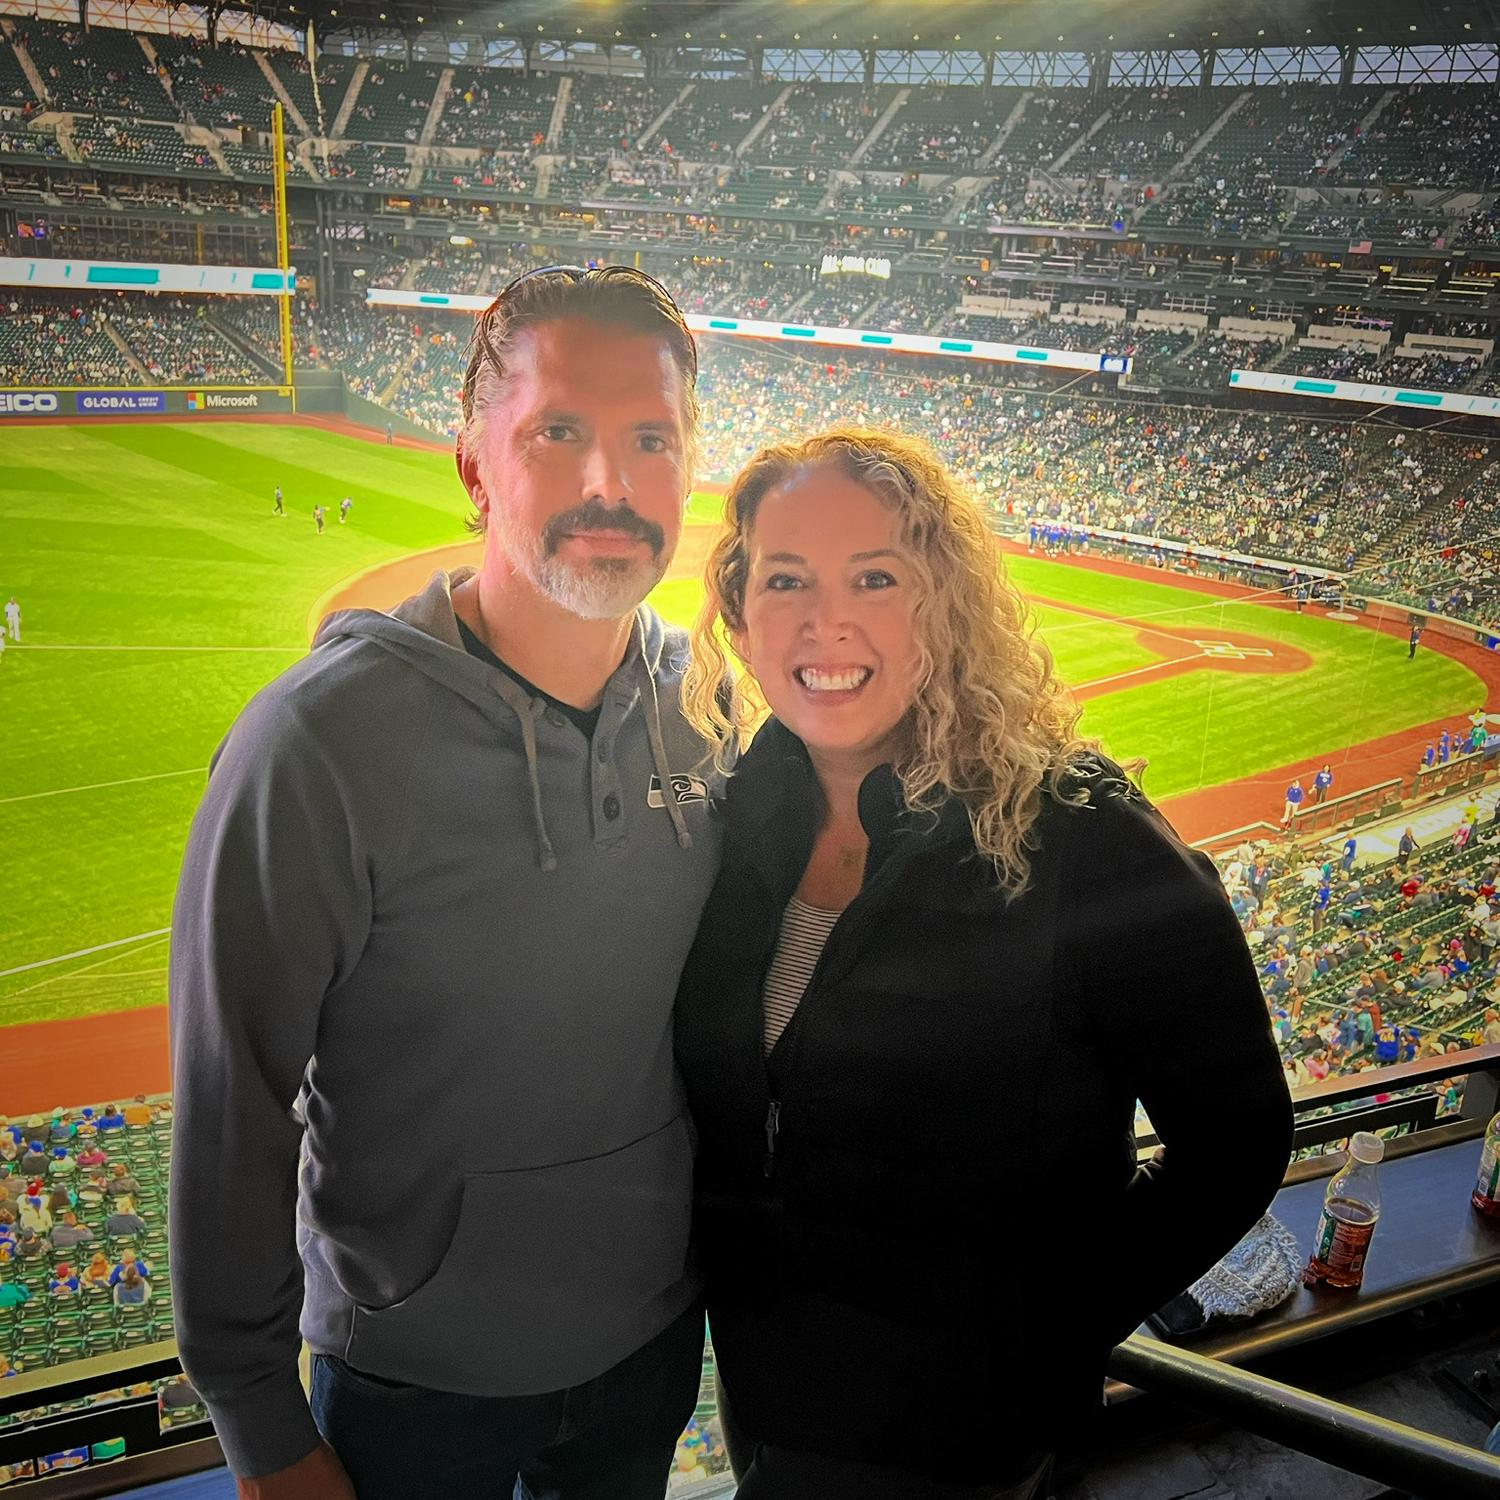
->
[1109, 1335, 1500, 1500]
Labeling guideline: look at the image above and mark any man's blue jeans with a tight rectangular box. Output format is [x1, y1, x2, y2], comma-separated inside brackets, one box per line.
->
[310, 1302, 704, 1500]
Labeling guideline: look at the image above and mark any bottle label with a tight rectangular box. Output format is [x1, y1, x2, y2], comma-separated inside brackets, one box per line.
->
[1477, 1141, 1500, 1203]
[1315, 1208, 1375, 1274]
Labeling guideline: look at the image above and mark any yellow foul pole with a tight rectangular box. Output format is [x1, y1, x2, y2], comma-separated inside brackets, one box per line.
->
[272, 102, 294, 394]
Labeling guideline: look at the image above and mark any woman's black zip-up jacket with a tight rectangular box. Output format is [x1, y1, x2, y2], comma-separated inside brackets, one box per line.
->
[675, 720, 1294, 1482]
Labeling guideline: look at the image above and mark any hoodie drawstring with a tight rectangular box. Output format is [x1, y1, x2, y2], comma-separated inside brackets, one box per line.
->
[637, 656, 694, 852]
[517, 703, 559, 873]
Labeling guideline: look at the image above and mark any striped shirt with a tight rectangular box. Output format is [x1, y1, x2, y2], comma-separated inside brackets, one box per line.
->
[762, 896, 841, 1055]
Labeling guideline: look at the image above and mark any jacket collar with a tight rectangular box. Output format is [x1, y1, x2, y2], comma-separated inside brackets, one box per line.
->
[720, 719, 975, 897]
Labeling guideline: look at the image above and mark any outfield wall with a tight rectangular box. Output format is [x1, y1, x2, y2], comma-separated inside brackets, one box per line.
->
[0, 385, 294, 417]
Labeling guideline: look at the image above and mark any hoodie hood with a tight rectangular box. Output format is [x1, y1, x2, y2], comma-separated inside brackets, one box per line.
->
[312, 569, 693, 870]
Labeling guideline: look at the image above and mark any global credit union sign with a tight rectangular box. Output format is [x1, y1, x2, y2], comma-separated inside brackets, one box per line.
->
[76, 391, 167, 413]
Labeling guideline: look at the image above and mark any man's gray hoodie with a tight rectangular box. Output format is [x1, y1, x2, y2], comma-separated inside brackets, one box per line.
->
[168, 570, 722, 1478]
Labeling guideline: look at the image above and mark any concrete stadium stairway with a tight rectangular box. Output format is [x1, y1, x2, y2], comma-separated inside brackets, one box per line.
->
[2, 18, 49, 107]
[1167, 88, 1254, 181]
[545, 74, 572, 147]
[1051, 103, 1112, 172]
[329, 59, 369, 141]
[100, 316, 152, 382]
[638, 83, 693, 151]
[1323, 89, 1398, 176]
[255, 51, 311, 135]
[417, 67, 453, 148]
[943, 89, 1031, 223]
[1354, 447, 1500, 574]
[735, 83, 794, 158]
[848, 87, 909, 166]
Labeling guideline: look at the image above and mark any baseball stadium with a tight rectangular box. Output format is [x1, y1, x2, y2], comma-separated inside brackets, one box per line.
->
[3, 1, 1500, 1496]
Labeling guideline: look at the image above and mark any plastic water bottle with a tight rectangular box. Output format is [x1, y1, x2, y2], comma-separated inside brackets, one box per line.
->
[1473, 1111, 1500, 1219]
[1303, 1132, 1383, 1291]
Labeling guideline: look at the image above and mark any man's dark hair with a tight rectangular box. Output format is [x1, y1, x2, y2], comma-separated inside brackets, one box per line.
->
[460, 265, 699, 535]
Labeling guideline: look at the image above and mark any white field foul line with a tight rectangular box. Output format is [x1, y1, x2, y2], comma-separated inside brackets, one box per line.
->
[0, 768, 207, 805]
[0, 929, 171, 981]
[0, 944, 169, 1005]
[1074, 652, 1211, 692]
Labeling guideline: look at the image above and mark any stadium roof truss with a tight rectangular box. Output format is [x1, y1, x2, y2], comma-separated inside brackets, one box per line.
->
[194, 1, 1500, 54]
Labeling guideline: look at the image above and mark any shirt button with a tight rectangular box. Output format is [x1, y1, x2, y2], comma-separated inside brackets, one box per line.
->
[603, 794, 621, 821]
[545, 706, 567, 729]
[596, 740, 610, 763]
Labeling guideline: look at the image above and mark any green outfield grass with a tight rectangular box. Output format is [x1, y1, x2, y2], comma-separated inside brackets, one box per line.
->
[0, 422, 1484, 1029]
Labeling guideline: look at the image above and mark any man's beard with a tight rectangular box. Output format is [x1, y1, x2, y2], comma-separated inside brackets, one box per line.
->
[493, 497, 670, 621]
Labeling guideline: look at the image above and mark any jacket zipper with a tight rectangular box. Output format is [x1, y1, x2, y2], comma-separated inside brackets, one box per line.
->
[763, 1099, 781, 1177]
[758, 852, 916, 1184]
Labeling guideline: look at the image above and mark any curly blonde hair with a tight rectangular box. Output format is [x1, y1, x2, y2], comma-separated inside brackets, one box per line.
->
[682, 427, 1107, 897]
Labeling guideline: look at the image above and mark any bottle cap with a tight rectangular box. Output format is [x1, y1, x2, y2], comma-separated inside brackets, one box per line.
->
[1349, 1132, 1384, 1164]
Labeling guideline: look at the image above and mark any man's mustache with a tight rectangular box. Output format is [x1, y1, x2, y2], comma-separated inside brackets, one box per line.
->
[542, 499, 665, 560]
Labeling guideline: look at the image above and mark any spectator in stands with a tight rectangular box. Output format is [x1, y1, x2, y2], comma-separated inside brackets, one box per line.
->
[76, 1171, 108, 1209]
[75, 1141, 107, 1170]
[49, 1263, 81, 1298]
[106, 1163, 139, 1197]
[51, 1209, 94, 1250]
[1313, 764, 1334, 804]
[0, 1279, 30, 1311]
[170, 265, 717, 1500]
[18, 1141, 47, 1177]
[114, 1263, 151, 1308]
[17, 1195, 51, 1235]
[104, 1196, 147, 1238]
[675, 428, 1293, 1498]
[96, 1104, 126, 1133]
[13, 1225, 48, 1262]
[0, 1166, 19, 1206]
[123, 1096, 156, 1128]
[81, 1252, 112, 1294]
[109, 1248, 151, 1289]
[1485, 1009, 1500, 1047]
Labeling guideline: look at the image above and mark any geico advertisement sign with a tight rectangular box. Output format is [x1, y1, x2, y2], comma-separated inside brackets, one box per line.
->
[186, 390, 261, 411]
[0, 392, 60, 414]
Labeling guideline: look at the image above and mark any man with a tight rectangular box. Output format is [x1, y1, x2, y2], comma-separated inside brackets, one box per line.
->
[1312, 764, 1334, 804]
[170, 267, 721, 1500]
[1341, 835, 1358, 874]
[312, 503, 326, 535]
[3, 596, 18, 643]
[51, 1210, 94, 1251]
[338, 495, 353, 525]
[1408, 619, 1423, 659]
[1398, 826, 1419, 869]
[104, 1196, 147, 1238]
[1282, 778, 1305, 827]
[273, 484, 284, 517]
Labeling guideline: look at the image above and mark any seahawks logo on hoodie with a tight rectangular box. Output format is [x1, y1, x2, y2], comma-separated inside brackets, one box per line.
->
[648, 774, 709, 809]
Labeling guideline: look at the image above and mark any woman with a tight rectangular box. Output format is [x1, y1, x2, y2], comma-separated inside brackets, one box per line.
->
[675, 430, 1293, 1498]
[81, 1251, 112, 1294]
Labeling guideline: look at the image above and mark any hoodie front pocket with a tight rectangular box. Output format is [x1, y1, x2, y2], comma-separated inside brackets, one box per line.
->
[346, 1114, 695, 1394]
